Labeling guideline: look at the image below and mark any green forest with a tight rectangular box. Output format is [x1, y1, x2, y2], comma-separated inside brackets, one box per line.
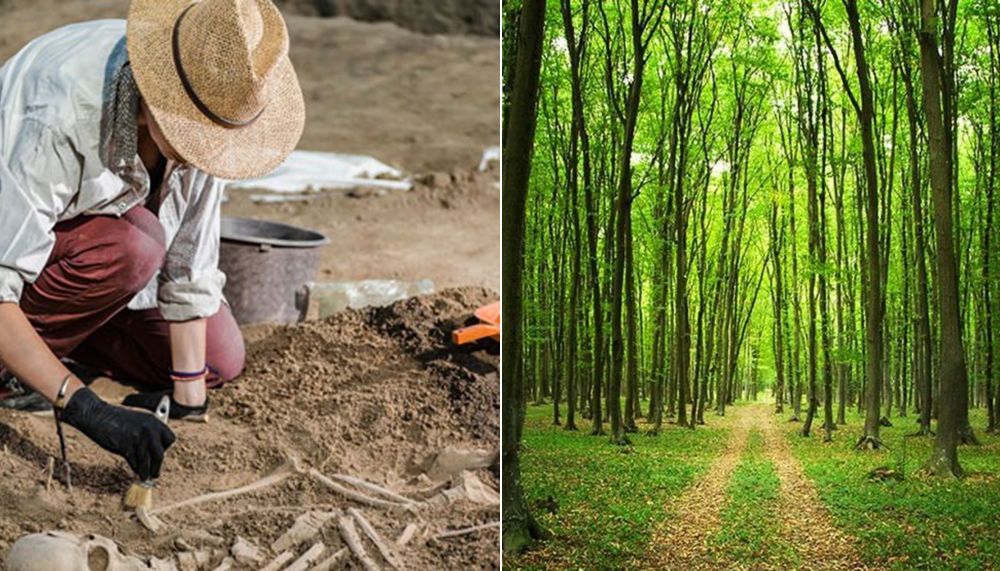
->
[501, 0, 1000, 569]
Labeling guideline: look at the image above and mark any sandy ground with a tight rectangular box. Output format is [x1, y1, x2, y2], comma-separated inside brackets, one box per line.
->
[0, 1, 500, 569]
[0, 0, 502, 293]
[0, 289, 500, 569]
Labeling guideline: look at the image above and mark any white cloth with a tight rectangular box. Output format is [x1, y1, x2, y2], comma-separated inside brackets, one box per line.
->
[0, 20, 225, 321]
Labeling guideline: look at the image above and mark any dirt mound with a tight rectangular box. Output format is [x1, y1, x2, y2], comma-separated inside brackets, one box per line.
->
[275, 0, 500, 36]
[0, 288, 500, 570]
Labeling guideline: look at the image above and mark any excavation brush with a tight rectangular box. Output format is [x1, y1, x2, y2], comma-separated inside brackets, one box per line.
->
[124, 395, 170, 510]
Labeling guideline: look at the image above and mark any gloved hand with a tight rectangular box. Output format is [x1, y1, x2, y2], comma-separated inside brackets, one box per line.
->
[60, 387, 176, 480]
[123, 391, 209, 422]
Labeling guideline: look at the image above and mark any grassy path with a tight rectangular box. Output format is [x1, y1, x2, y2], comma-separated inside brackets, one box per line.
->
[641, 404, 869, 570]
[757, 405, 869, 570]
[638, 409, 753, 569]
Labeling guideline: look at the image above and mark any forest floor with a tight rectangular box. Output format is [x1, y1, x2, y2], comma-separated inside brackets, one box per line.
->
[508, 402, 1000, 571]
[640, 404, 867, 571]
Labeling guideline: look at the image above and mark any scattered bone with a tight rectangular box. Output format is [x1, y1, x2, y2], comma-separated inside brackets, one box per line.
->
[422, 471, 499, 508]
[330, 474, 413, 504]
[271, 510, 338, 553]
[179, 529, 226, 549]
[395, 524, 419, 547]
[309, 469, 409, 510]
[5, 531, 155, 571]
[230, 537, 263, 565]
[136, 506, 166, 533]
[456, 471, 499, 505]
[308, 548, 348, 571]
[194, 550, 211, 568]
[259, 550, 294, 571]
[427, 447, 494, 481]
[407, 476, 449, 500]
[43, 456, 54, 491]
[281, 541, 325, 571]
[434, 521, 500, 540]
[338, 514, 379, 571]
[177, 551, 198, 571]
[211, 557, 235, 571]
[150, 556, 180, 571]
[348, 508, 404, 570]
[421, 485, 466, 509]
[151, 457, 304, 516]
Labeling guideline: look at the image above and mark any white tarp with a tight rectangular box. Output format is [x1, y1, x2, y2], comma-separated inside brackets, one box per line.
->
[478, 147, 500, 172]
[225, 150, 411, 193]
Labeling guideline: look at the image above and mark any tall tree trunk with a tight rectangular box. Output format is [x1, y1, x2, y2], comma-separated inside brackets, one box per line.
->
[624, 214, 639, 433]
[501, 0, 548, 553]
[918, 0, 966, 477]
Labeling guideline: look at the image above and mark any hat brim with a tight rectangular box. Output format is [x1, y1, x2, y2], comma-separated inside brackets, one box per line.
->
[127, 0, 305, 180]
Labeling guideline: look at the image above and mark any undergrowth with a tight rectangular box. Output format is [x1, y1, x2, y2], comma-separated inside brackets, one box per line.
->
[505, 401, 729, 570]
[787, 408, 1000, 571]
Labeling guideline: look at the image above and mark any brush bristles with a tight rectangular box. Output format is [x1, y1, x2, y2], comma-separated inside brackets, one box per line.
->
[124, 482, 154, 510]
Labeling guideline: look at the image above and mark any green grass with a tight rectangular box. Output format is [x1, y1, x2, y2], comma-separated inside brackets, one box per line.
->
[505, 401, 730, 570]
[709, 429, 800, 568]
[786, 408, 1000, 571]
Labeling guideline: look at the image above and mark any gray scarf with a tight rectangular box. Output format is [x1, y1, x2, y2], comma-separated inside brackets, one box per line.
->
[99, 38, 148, 194]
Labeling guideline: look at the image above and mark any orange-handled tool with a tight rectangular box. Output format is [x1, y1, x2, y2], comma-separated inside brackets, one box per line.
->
[452, 301, 501, 345]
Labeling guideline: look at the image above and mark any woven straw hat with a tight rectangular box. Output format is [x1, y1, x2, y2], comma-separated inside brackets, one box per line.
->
[127, 0, 305, 180]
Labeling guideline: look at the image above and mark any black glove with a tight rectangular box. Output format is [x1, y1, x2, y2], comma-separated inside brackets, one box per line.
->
[60, 388, 176, 480]
[123, 391, 209, 422]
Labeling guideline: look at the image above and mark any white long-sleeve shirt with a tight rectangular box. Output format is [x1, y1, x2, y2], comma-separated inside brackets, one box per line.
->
[0, 19, 225, 321]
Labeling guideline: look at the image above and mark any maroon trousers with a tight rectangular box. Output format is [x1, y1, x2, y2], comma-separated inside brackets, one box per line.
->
[20, 206, 244, 389]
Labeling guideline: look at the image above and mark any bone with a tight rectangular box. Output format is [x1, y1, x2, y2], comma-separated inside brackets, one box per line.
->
[5, 531, 154, 571]
[151, 457, 304, 516]
[43, 456, 54, 492]
[422, 471, 498, 509]
[329, 474, 412, 504]
[135, 506, 166, 534]
[307, 548, 348, 571]
[348, 508, 404, 570]
[281, 542, 325, 571]
[178, 530, 226, 549]
[455, 471, 499, 505]
[271, 511, 338, 553]
[434, 521, 500, 540]
[210, 558, 235, 571]
[338, 515, 379, 571]
[259, 550, 294, 571]
[176, 551, 197, 571]
[230, 537, 263, 566]
[309, 469, 408, 510]
[395, 524, 419, 547]
[426, 447, 495, 481]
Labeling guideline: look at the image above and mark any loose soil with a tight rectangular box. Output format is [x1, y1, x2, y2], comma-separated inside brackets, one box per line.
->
[275, 0, 500, 37]
[0, 288, 500, 569]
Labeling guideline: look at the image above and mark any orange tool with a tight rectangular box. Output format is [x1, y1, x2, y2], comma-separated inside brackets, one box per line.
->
[452, 301, 501, 345]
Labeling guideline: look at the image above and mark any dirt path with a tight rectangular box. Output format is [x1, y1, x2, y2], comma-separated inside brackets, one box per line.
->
[640, 404, 870, 571]
[638, 413, 752, 570]
[756, 405, 870, 571]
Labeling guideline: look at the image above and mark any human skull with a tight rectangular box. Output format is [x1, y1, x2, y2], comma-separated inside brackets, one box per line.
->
[5, 531, 166, 571]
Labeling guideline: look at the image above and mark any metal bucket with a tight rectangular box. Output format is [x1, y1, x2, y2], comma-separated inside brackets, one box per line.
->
[218, 217, 330, 325]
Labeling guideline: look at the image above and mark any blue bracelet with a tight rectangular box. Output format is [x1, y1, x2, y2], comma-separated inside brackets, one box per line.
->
[170, 366, 208, 379]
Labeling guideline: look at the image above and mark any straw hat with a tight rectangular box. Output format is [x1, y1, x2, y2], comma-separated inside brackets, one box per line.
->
[127, 0, 305, 180]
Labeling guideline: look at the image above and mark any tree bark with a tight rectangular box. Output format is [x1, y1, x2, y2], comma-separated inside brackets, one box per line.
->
[501, 0, 549, 554]
[918, 0, 966, 477]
